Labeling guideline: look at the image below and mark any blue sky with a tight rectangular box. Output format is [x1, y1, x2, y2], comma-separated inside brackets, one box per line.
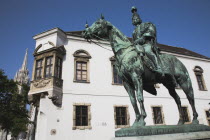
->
[0, 0, 210, 79]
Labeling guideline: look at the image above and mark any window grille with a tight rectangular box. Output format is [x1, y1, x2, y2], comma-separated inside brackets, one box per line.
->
[45, 56, 53, 78]
[116, 107, 127, 125]
[113, 64, 123, 85]
[55, 57, 62, 78]
[72, 103, 91, 130]
[75, 106, 88, 126]
[76, 61, 87, 81]
[152, 106, 164, 124]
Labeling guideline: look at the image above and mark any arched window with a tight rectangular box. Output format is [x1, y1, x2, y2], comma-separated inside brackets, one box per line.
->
[194, 66, 207, 91]
[73, 50, 91, 83]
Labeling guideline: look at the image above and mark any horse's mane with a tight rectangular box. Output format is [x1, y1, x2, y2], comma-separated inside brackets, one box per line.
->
[106, 21, 131, 44]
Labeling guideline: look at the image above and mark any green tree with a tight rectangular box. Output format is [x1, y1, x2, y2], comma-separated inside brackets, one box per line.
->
[0, 69, 30, 140]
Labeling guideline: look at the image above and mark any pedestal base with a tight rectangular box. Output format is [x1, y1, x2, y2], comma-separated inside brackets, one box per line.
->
[112, 131, 210, 140]
[115, 124, 210, 138]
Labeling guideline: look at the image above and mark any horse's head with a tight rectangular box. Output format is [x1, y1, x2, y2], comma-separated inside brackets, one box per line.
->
[82, 15, 112, 40]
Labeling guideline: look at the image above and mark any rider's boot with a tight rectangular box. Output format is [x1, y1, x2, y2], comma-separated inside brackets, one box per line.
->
[152, 53, 177, 86]
[152, 56, 164, 77]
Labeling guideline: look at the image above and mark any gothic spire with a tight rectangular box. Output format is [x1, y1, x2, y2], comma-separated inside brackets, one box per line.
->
[22, 48, 28, 71]
[14, 48, 30, 87]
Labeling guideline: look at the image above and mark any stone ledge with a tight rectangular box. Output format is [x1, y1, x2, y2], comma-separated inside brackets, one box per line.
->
[115, 124, 210, 137]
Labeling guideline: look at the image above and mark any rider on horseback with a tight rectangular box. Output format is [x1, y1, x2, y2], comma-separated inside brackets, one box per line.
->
[131, 6, 163, 76]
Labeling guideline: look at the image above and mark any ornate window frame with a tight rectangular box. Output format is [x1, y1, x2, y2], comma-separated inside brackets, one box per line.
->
[32, 45, 65, 81]
[72, 103, 92, 130]
[193, 66, 207, 91]
[73, 50, 91, 83]
[181, 105, 191, 124]
[114, 105, 130, 129]
[151, 105, 165, 125]
[204, 109, 210, 126]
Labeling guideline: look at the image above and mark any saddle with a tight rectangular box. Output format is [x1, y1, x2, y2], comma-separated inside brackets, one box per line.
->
[141, 54, 177, 86]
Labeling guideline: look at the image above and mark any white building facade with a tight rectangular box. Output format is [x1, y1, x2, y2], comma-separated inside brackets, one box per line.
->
[28, 28, 210, 140]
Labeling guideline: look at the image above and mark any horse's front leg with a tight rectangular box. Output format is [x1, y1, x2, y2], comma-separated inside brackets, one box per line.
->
[123, 81, 140, 127]
[132, 72, 146, 126]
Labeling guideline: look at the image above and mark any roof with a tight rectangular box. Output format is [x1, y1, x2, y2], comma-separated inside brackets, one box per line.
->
[66, 31, 210, 60]
[157, 44, 210, 60]
[66, 31, 83, 37]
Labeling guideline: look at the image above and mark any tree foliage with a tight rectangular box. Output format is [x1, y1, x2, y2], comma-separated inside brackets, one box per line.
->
[0, 69, 30, 139]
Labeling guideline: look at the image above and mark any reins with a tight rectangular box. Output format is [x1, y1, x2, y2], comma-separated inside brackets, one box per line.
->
[87, 34, 113, 51]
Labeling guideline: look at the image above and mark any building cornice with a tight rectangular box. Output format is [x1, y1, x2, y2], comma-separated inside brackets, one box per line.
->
[33, 27, 66, 40]
[161, 51, 210, 62]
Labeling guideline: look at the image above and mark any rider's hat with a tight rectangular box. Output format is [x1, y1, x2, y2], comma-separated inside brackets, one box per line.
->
[131, 6, 137, 13]
[131, 6, 142, 25]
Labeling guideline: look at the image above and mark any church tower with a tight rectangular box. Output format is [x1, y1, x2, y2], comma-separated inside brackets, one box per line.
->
[14, 48, 30, 93]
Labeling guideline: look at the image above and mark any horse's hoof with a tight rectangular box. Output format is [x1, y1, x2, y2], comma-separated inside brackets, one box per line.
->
[178, 119, 184, 125]
[192, 119, 199, 125]
[132, 120, 140, 128]
[139, 121, 146, 126]
[139, 117, 146, 126]
[132, 120, 146, 127]
[132, 122, 141, 128]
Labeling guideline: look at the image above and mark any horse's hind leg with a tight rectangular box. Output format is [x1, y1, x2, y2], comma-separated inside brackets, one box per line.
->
[179, 79, 199, 124]
[164, 84, 185, 125]
[123, 81, 140, 126]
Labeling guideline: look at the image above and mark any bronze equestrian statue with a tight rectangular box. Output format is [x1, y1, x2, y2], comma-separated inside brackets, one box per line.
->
[82, 13, 199, 127]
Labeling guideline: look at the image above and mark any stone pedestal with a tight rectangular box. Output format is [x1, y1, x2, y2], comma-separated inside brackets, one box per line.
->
[113, 124, 210, 140]
[112, 131, 210, 140]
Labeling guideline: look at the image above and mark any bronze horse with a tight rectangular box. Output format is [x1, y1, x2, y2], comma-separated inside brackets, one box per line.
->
[83, 17, 199, 127]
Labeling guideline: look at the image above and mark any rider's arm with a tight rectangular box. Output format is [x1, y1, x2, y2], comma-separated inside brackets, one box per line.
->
[134, 37, 145, 45]
[143, 23, 156, 42]
[133, 26, 145, 45]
